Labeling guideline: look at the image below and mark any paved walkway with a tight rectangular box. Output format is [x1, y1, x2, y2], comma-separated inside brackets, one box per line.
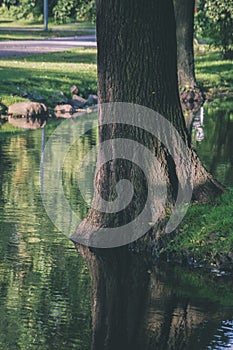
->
[0, 35, 97, 58]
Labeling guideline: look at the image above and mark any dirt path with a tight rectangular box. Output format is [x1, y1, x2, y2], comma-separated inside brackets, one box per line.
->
[0, 35, 96, 58]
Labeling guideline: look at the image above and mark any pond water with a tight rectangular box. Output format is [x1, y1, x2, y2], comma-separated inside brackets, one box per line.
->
[190, 102, 233, 186]
[0, 101, 232, 349]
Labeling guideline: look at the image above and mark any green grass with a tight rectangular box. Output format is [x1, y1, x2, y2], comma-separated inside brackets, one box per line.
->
[0, 15, 95, 40]
[0, 48, 97, 107]
[0, 15, 95, 29]
[164, 188, 233, 269]
[0, 29, 94, 41]
[195, 47, 233, 100]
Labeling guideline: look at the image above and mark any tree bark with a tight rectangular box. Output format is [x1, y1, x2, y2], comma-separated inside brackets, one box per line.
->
[71, 0, 224, 248]
[173, 0, 196, 89]
[96, 0, 223, 202]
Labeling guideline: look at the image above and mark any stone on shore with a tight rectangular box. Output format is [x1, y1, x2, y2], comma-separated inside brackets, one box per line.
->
[54, 104, 73, 114]
[69, 95, 87, 108]
[0, 102, 7, 115]
[8, 102, 48, 118]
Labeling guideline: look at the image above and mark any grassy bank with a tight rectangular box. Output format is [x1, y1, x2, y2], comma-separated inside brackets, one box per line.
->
[0, 45, 231, 108]
[0, 48, 97, 107]
[163, 189, 233, 270]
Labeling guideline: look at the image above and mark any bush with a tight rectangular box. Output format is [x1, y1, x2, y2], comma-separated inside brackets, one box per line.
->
[0, 0, 96, 24]
[53, 0, 78, 24]
[76, 0, 95, 23]
[53, 0, 95, 24]
[0, 0, 19, 9]
[195, 0, 233, 59]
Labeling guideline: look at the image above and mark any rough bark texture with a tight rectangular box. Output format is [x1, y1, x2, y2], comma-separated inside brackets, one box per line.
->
[173, 0, 196, 89]
[72, 0, 224, 248]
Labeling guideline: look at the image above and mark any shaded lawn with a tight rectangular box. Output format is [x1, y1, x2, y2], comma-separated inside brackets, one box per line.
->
[0, 48, 97, 107]
[0, 29, 95, 41]
[0, 16, 95, 41]
[0, 17, 95, 29]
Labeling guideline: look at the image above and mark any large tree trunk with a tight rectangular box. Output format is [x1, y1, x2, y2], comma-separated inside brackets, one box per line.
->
[173, 0, 196, 89]
[96, 0, 223, 201]
[72, 0, 224, 248]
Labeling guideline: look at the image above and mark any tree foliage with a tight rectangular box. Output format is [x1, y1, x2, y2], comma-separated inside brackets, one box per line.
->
[195, 0, 233, 59]
[0, 0, 19, 9]
[0, 0, 96, 23]
[53, 0, 95, 24]
[53, 0, 78, 23]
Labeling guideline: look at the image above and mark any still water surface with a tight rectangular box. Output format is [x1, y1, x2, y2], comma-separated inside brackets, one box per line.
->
[0, 102, 233, 349]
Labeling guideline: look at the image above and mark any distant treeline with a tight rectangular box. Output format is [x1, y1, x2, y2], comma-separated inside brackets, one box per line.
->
[0, 0, 96, 23]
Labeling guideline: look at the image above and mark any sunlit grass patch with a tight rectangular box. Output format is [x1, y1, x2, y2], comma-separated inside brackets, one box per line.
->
[195, 48, 233, 98]
[0, 48, 97, 107]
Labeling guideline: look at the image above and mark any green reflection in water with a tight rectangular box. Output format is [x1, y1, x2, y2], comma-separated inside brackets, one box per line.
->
[193, 99, 233, 186]
[0, 121, 93, 350]
[0, 101, 233, 349]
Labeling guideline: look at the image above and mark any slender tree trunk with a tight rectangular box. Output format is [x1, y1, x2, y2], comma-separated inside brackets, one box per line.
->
[173, 0, 196, 89]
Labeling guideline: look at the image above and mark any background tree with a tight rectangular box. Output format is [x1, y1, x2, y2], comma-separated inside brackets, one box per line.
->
[0, 0, 96, 23]
[195, 0, 233, 59]
[173, 0, 197, 89]
[0, 0, 19, 9]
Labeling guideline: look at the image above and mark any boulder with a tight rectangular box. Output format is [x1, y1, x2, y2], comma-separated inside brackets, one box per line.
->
[54, 112, 72, 119]
[70, 85, 79, 94]
[8, 102, 48, 118]
[0, 102, 7, 115]
[87, 94, 98, 106]
[69, 95, 87, 108]
[54, 104, 73, 114]
[50, 91, 68, 105]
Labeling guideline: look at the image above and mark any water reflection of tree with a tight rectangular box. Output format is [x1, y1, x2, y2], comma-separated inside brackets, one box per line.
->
[76, 246, 233, 350]
[1, 117, 233, 349]
[0, 128, 92, 350]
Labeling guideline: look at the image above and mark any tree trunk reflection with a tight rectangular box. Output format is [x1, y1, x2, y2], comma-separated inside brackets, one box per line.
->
[75, 245, 232, 350]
